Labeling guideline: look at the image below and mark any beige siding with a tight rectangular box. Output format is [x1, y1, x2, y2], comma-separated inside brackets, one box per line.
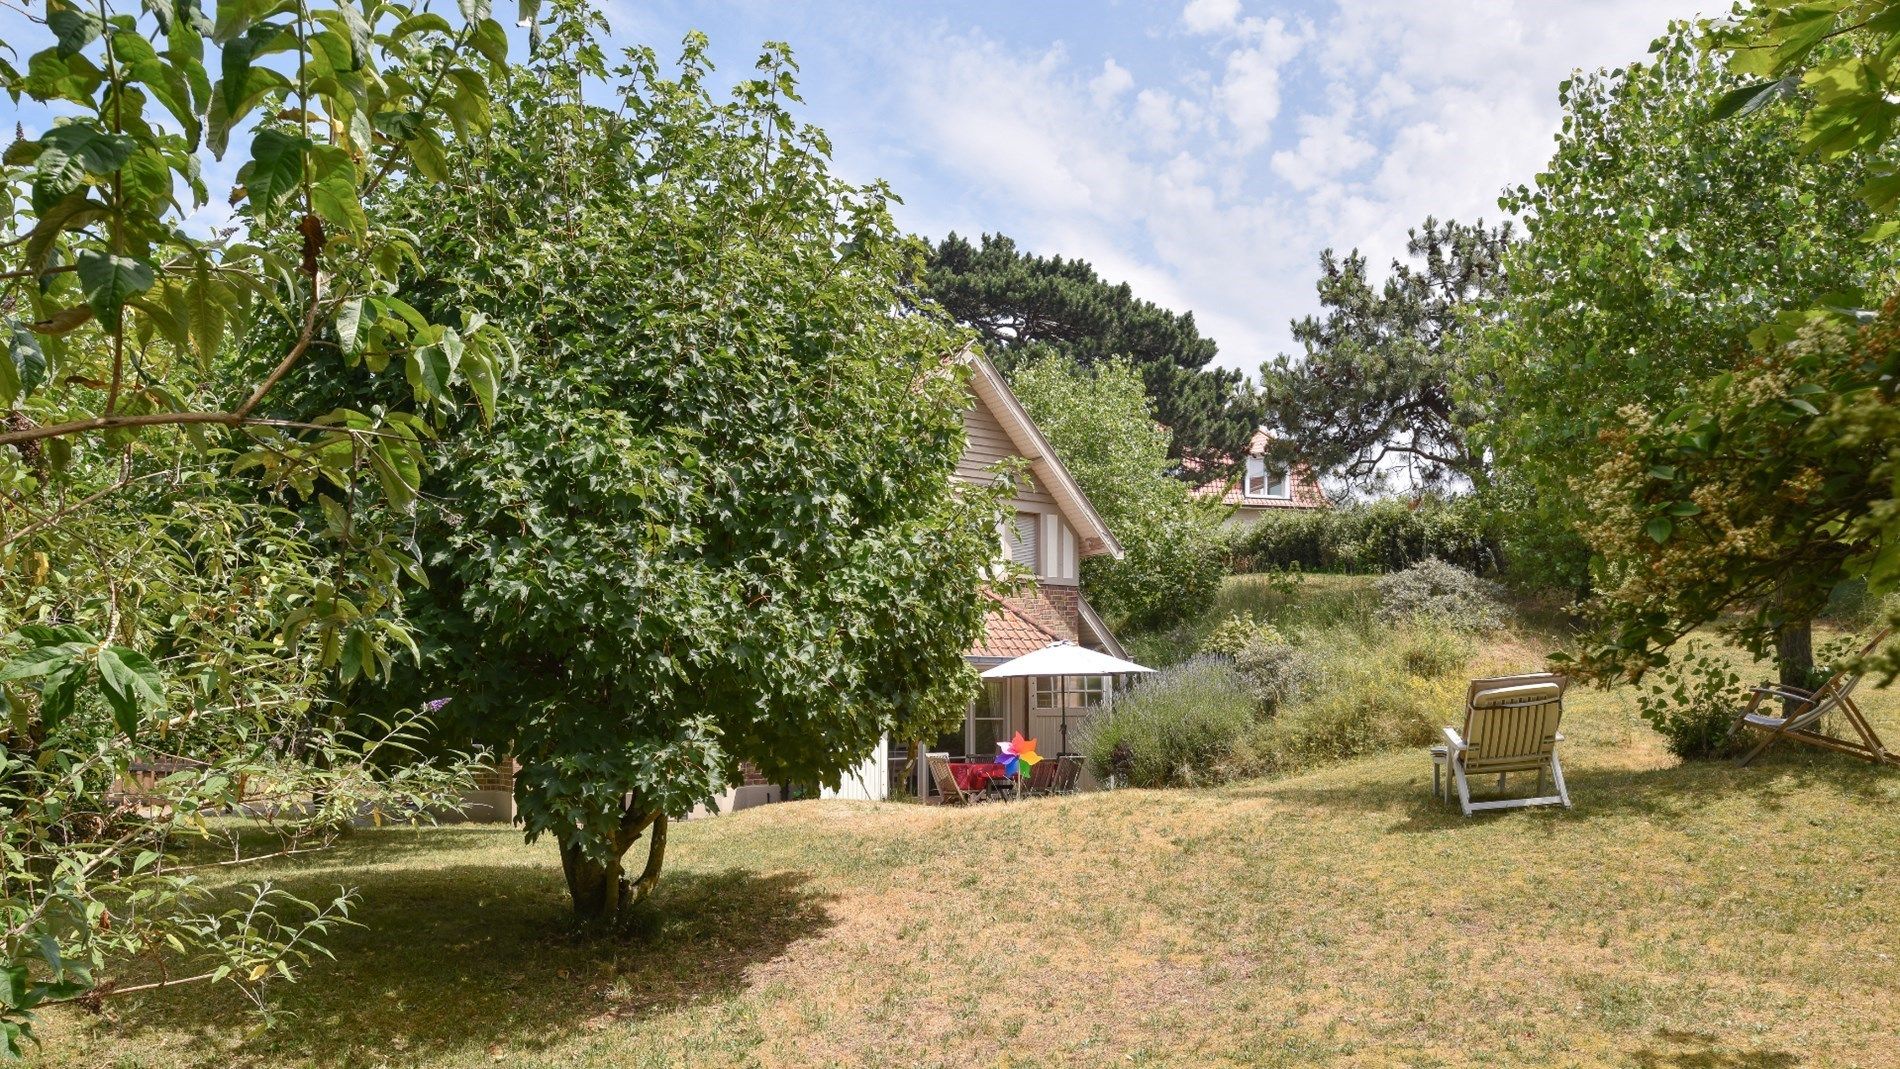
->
[959, 400, 1055, 506]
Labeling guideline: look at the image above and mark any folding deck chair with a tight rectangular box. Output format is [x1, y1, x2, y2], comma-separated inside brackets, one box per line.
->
[926, 753, 987, 806]
[1432, 673, 1572, 816]
[1735, 629, 1897, 768]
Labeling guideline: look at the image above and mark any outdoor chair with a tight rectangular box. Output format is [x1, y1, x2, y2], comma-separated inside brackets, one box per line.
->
[926, 752, 986, 806]
[1431, 673, 1571, 817]
[1735, 629, 1896, 768]
[1024, 758, 1060, 797]
[1052, 753, 1084, 795]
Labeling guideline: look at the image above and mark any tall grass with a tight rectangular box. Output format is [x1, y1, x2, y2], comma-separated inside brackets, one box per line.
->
[1103, 575, 1472, 787]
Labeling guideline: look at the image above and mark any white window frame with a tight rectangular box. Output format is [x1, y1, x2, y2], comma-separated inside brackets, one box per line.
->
[1035, 676, 1107, 709]
[970, 682, 1009, 756]
[1245, 456, 1291, 500]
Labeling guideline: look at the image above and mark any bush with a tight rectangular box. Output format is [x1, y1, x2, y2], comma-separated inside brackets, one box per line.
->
[1232, 634, 1319, 714]
[1077, 656, 1256, 788]
[1200, 612, 1285, 657]
[1634, 643, 1748, 759]
[1373, 558, 1506, 633]
[1396, 626, 1475, 679]
[1232, 495, 1501, 575]
[1242, 627, 1452, 773]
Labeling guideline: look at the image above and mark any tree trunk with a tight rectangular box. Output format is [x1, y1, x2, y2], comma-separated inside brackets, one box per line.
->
[1777, 617, 1814, 715]
[559, 808, 668, 926]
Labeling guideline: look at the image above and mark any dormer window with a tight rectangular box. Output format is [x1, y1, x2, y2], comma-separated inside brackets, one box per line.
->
[1245, 457, 1290, 499]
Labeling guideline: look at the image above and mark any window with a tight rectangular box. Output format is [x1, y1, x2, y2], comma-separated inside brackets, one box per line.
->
[1245, 456, 1290, 499]
[1009, 512, 1040, 571]
[1035, 676, 1108, 709]
[971, 682, 1008, 757]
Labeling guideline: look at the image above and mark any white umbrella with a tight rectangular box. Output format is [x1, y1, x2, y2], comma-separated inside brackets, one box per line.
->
[980, 642, 1155, 754]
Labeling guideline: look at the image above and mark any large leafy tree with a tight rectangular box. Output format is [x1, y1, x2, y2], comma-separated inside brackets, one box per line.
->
[1010, 356, 1229, 630]
[374, 18, 1004, 924]
[1, 0, 507, 1052]
[1575, 308, 1900, 683]
[1485, 19, 1895, 666]
[1566, 2, 1900, 685]
[923, 232, 1260, 474]
[1262, 217, 1510, 489]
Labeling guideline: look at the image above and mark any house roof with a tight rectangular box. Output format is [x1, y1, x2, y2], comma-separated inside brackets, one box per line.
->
[1189, 427, 1329, 510]
[969, 591, 1073, 661]
[959, 347, 1124, 560]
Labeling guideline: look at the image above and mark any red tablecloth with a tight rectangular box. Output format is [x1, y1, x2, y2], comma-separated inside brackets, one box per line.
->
[947, 761, 1008, 792]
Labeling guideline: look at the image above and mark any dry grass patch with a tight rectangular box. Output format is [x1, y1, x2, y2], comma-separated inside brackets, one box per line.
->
[23, 637, 1900, 1069]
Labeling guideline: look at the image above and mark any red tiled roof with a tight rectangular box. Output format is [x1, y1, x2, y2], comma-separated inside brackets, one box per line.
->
[969, 590, 1072, 660]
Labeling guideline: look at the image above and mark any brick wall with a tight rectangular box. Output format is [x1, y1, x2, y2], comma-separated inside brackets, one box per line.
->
[472, 756, 516, 793]
[1034, 585, 1081, 638]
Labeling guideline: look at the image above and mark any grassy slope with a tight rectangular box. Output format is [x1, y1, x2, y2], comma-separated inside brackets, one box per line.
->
[29, 584, 1900, 1068]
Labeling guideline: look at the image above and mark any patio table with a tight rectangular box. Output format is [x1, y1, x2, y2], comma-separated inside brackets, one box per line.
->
[946, 761, 1012, 798]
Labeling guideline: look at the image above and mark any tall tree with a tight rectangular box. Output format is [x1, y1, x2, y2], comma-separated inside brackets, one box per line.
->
[375, 19, 1003, 924]
[1561, 1, 1900, 686]
[923, 232, 1259, 474]
[1010, 356, 1229, 630]
[1261, 217, 1510, 489]
[1484, 18, 1894, 672]
[1, 0, 508, 1050]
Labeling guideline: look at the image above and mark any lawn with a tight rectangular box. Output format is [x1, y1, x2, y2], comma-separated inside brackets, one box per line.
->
[25, 599, 1900, 1068]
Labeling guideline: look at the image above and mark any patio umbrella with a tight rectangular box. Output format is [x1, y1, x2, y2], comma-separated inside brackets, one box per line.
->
[979, 642, 1155, 755]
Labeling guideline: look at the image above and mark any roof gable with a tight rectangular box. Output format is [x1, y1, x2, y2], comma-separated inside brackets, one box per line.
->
[960, 349, 1123, 559]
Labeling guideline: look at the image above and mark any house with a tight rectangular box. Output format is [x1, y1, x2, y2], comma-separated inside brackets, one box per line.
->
[870, 350, 1128, 802]
[1190, 427, 1327, 527]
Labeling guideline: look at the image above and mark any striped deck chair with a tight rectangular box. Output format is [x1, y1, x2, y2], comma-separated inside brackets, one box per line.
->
[1432, 673, 1571, 816]
[1735, 629, 1896, 768]
[926, 753, 985, 806]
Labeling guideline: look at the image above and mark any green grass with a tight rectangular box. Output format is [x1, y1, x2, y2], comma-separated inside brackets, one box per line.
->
[26, 579, 1900, 1068]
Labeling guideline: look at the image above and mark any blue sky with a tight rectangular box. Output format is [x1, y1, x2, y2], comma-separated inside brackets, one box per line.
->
[594, 0, 1710, 374]
[4, 0, 1710, 375]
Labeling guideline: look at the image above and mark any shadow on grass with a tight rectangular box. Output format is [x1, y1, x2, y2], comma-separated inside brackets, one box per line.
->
[93, 844, 835, 1067]
[1627, 1030, 1802, 1068]
[1235, 744, 1894, 834]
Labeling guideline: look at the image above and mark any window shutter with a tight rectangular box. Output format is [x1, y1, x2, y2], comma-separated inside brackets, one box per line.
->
[1011, 513, 1040, 570]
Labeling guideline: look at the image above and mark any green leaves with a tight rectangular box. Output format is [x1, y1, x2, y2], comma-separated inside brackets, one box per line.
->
[96, 646, 165, 735]
[0, 630, 165, 736]
[1708, 78, 1789, 121]
[3, 328, 48, 406]
[32, 124, 136, 195]
[242, 128, 307, 219]
[75, 250, 156, 331]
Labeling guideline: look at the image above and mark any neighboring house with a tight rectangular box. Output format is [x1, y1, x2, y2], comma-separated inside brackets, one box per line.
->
[1190, 427, 1327, 527]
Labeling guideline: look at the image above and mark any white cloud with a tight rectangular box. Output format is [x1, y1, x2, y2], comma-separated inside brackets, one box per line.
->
[804, 0, 1706, 373]
[1089, 58, 1134, 106]
[1269, 103, 1376, 193]
[1181, 0, 1241, 34]
[1214, 16, 1303, 152]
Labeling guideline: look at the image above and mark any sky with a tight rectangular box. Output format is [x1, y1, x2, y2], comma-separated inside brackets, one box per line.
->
[593, 0, 1711, 376]
[4, 0, 1713, 378]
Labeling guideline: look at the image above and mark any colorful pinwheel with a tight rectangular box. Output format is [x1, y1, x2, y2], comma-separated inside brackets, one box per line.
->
[994, 731, 1042, 778]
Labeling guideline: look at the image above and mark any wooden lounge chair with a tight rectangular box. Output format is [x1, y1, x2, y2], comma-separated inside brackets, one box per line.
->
[926, 753, 986, 806]
[1052, 753, 1083, 795]
[1432, 673, 1571, 817]
[1735, 629, 1896, 768]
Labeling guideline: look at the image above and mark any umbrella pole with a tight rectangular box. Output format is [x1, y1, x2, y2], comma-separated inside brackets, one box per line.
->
[1060, 674, 1069, 756]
